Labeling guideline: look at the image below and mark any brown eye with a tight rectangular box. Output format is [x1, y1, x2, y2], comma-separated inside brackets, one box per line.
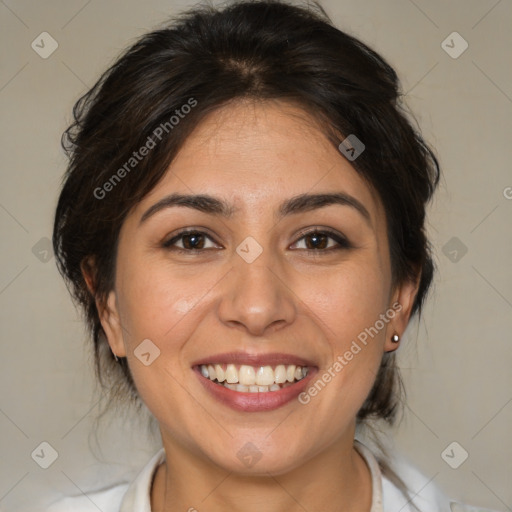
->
[163, 230, 219, 251]
[291, 229, 351, 252]
[304, 232, 329, 249]
[181, 232, 206, 249]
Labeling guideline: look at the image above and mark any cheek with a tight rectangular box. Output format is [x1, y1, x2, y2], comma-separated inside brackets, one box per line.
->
[295, 259, 390, 409]
[300, 261, 390, 348]
[283, 263, 391, 447]
[115, 257, 202, 341]
[113, 261, 208, 414]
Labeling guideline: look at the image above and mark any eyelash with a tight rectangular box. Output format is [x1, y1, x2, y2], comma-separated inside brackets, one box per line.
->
[162, 228, 352, 254]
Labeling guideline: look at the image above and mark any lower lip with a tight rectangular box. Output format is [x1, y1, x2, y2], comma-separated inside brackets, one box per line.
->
[194, 368, 316, 412]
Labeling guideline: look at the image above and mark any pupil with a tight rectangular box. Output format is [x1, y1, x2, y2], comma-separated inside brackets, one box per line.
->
[307, 233, 326, 249]
[185, 233, 203, 249]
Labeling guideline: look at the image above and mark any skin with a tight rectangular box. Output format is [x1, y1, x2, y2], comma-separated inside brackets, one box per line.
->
[86, 99, 420, 512]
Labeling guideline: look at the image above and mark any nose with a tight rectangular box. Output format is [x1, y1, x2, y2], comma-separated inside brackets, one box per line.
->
[217, 252, 297, 337]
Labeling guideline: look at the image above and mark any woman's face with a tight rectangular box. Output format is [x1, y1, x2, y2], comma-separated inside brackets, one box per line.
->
[99, 100, 417, 474]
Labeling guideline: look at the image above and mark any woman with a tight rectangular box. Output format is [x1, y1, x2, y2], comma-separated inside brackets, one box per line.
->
[48, 1, 496, 511]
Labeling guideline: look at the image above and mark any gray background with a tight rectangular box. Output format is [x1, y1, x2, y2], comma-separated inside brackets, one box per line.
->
[0, 0, 511, 510]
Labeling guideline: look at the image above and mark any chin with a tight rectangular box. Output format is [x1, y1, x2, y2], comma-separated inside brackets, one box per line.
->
[202, 435, 307, 476]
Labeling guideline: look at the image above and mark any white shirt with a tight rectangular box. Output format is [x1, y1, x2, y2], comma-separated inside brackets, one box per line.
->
[46, 441, 496, 512]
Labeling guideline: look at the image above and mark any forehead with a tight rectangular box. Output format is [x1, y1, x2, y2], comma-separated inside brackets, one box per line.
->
[133, 99, 385, 226]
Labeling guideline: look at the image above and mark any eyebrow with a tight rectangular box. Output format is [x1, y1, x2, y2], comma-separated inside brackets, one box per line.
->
[139, 192, 372, 227]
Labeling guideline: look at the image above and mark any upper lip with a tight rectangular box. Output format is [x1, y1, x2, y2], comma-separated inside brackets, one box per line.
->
[191, 352, 317, 368]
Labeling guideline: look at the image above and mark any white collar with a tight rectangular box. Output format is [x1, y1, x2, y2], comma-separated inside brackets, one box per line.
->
[355, 439, 384, 511]
[120, 440, 384, 512]
[119, 447, 165, 512]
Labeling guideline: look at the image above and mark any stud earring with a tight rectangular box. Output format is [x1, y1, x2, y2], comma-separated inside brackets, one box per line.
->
[391, 333, 400, 343]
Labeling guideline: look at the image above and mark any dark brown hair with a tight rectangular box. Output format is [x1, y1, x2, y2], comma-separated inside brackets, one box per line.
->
[53, 0, 439, 501]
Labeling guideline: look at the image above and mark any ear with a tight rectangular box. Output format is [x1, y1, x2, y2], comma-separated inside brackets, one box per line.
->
[81, 256, 97, 296]
[81, 257, 127, 358]
[384, 273, 421, 353]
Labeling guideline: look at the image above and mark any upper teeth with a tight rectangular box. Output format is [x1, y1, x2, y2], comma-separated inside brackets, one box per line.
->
[200, 364, 308, 386]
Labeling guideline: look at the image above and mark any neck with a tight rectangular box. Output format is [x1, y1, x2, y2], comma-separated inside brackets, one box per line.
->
[151, 435, 372, 512]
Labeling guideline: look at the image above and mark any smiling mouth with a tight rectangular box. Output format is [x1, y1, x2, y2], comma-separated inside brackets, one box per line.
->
[197, 363, 309, 392]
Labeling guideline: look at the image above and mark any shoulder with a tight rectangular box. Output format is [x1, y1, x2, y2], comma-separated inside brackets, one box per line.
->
[382, 454, 500, 512]
[46, 448, 165, 512]
[46, 482, 129, 512]
[381, 458, 450, 511]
